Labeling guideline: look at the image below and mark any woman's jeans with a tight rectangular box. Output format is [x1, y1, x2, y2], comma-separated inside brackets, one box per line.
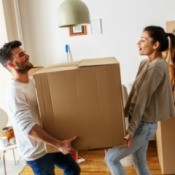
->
[105, 121, 157, 175]
[27, 152, 80, 175]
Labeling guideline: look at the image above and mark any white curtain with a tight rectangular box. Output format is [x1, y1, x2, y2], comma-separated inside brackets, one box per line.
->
[0, 0, 8, 45]
[0, 0, 11, 110]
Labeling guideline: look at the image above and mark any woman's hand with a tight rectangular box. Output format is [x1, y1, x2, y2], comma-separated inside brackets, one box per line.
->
[124, 133, 132, 148]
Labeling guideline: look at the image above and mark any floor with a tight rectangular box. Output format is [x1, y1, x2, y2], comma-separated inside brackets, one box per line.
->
[20, 141, 164, 175]
[0, 158, 26, 175]
[0, 147, 26, 175]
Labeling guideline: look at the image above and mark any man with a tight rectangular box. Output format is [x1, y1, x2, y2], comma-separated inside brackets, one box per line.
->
[0, 40, 80, 175]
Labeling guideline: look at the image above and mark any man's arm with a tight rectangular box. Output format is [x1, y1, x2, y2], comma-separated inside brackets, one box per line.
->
[8, 87, 76, 154]
[29, 124, 77, 154]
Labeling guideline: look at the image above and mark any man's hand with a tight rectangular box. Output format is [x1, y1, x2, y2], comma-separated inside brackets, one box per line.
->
[124, 133, 132, 148]
[58, 136, 77, 155]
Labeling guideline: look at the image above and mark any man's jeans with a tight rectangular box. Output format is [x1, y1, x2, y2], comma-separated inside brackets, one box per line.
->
[105, 121, 157, 175]
[27, 152, 80, 175]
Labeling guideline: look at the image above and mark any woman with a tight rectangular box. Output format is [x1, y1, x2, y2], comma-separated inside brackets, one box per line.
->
[105, 26, 175, 175]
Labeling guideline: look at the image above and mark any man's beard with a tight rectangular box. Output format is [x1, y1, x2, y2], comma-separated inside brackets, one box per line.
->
[15, 62, 33, 74]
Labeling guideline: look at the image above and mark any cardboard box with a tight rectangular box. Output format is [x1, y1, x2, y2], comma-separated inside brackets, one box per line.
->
[166, 20, 175, 35]
[156, 118, 175, 174]
[33, 57, 126, 151]
[156, 21, 175, 174]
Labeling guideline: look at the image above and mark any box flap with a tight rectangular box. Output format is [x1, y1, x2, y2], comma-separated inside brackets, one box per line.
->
[34, 61, 79, 74]
[79, 57, 118, 67]
[35, 65, 78, 74]
[47, 61, 80, 68]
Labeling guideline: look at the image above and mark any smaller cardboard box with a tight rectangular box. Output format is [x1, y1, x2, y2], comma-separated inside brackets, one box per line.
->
[166, 20, 175, 35]
[33, 57, 126, 152]
[156, 118, 175, 174]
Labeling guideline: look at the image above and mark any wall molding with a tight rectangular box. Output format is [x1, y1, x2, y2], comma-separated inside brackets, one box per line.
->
[2, 0, 24, 43]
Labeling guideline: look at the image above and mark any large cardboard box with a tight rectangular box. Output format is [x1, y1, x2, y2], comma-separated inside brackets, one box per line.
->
[156, 21, 175, 174]
[33, 57, 126, 152]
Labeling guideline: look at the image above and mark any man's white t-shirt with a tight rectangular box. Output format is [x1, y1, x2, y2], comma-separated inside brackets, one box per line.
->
[6, 77, 46, 161]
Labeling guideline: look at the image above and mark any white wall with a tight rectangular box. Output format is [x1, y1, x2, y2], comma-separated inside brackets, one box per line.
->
[1, 0, 175, 108]
[17, 0, 175, 86]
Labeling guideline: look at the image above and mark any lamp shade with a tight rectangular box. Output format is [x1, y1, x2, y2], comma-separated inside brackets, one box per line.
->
[57, 0, 90, 27]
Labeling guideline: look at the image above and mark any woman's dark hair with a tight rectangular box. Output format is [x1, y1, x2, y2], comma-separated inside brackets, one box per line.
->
[144, 26, 175, 85]
[144, 26, 169, 52]
[167, 33, 175, 64]
[0, 40, 22, 68]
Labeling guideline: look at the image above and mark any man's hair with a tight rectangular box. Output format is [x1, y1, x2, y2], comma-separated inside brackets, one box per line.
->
[0, 40, 22, 68]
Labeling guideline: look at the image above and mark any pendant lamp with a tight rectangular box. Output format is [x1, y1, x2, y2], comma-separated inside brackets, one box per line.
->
[57, 0, 90, 27]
